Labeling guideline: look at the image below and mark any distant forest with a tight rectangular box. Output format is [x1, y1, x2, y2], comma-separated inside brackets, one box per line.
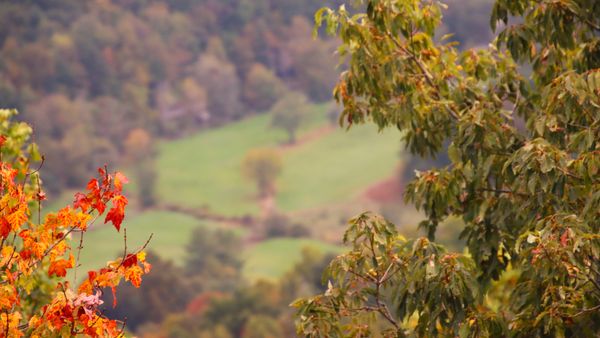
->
[0, 0, 493, 193]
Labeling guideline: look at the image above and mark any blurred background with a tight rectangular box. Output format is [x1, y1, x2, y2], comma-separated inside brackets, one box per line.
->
[0, 0, 495, 336]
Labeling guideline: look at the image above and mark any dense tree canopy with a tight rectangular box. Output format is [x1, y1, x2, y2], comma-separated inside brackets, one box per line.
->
[294, 0, 600, 336]
[0, 0, 498, 196]
[0, 0, 342, 194]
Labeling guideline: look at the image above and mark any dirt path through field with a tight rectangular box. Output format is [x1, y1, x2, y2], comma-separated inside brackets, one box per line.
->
[277, 124, 335, 152]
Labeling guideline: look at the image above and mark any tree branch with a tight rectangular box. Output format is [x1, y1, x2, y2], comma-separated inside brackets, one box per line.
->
[571, 304, 600, 318]
[388, 33, 460, 121]
[367, 233, 400, 331]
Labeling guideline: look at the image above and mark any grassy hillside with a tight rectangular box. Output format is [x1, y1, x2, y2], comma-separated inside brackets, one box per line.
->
[157, 113, 285, 216]
[242, 238, 344, 282]
[74, 103, 403, 282]
[157, 104, 402, 216]
[277, 125, 401, 211]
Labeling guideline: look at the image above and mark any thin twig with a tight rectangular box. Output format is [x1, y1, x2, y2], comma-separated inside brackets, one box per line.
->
[381, 265, 403, 284]
[348, 268, 377, 283]
[74, 230, 84, 283]
[115, 233, 153, 270]
[571, 304, 600, 318]
[122, 228, 128, 263]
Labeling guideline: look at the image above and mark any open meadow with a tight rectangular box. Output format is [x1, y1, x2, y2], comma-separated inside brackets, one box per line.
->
[71, 103, 405, 281]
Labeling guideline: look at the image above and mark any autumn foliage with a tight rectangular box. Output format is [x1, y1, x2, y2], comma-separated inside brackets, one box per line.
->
[294, 0, 600, 336]
[0, 109, 150, 337]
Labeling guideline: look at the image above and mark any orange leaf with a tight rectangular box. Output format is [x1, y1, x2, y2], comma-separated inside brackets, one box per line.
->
[124, 265, 143, 287]
[48, 255, 74, 278]
[114, 172, 129, 192]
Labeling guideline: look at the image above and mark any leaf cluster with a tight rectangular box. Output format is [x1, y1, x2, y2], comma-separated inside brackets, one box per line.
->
[295, 0, 600, 336]
[0, 110, 152, 337]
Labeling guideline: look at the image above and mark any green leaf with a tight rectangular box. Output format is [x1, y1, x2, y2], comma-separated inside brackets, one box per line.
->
[28, 143, 42, 162]
[448, 143, 460, 163]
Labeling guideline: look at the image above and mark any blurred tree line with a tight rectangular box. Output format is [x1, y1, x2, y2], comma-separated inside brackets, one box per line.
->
[0, 0, 345, 194]
[0, 0, 493, 195]
[100, 226, 334, 337]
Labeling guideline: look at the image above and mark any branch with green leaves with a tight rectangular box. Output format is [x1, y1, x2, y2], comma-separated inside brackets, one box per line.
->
[295, 0, 600, 336]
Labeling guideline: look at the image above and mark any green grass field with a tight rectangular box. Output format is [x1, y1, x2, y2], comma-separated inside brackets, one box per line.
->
[157, 104, 403, 216]
[242, 238, 344, 282]
[157, 113, 283, 215]
[277, 125, 402, 211]
[66, 103, 404, 282]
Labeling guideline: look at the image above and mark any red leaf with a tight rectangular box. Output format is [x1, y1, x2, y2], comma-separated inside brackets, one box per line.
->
[19, 249, 31, 260]
[0, 218, 10, 238]
[87, 270, 97, 282]
[122, 253, 138, 268]
[104, 196, 127, 231]
[560, 230, 569, 247]
[94, 201, 106, 214]
[87, 178, 99, 192]
[105, 208, 124, 231]
[73, 193, 90, 212]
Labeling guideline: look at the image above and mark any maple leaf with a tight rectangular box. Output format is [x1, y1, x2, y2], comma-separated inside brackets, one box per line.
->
[104, 208, 124, 231]
[7, 205, 28, 232]
[113, 172, 129, 192]
[73, 192, 90, 212]
[0, 218, 10, 238]
[94, 201, 106, 214]
[19, 249, 31, 260]
[1, 246, 16, 268]
[121, 253, 137, 268]
[73, 212, 91, 231]
[0, 118, 155, 337]
[78, 272, 97, 295]
[48, 255, 74, 278]
[86, 178, 99, 192]
[104, 195, 128, 231]
[124, 265, 143, 287]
